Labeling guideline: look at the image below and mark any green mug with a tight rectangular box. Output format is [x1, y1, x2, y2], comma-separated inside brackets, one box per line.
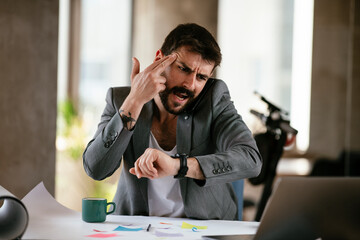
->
[82, 197, 116, 223]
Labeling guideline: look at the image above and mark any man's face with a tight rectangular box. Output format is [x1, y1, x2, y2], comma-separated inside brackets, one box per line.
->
[158, 46, 215, 115]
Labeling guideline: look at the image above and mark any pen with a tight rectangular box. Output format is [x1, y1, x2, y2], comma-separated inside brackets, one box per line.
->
[146, 224, 151, 232]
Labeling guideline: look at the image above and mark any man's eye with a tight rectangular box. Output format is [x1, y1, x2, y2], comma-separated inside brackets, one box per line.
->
[198, 75, 208, 81]
[178, 66, 189, 72]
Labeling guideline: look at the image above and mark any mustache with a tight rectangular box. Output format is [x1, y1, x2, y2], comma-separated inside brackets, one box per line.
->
[170, 86, 195, 98]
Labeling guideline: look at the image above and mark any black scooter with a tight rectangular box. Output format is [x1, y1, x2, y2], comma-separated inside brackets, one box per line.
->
[249, 92, 298, 221]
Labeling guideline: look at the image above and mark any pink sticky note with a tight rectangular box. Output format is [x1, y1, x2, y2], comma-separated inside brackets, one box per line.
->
[85, 233, 119, 238]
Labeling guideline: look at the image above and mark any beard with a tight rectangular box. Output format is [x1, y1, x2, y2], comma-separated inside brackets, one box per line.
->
[159, 85, 195, 115]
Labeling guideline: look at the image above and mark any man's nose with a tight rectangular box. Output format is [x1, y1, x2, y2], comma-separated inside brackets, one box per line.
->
[182, 73, 196, 91]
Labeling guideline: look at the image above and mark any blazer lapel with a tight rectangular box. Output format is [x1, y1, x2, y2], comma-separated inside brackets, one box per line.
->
[132, 100, 153, 205]
[177, 113, 193, 203]
[176, 113, 192, 154]
[133, 101, 153, 159]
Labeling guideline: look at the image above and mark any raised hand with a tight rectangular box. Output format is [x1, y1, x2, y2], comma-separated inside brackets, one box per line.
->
[129, 148, 179, 179]
[118, 54, 177, 130]
[128, 54, 177, 106]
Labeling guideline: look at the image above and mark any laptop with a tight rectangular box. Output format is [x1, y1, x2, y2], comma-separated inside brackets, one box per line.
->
[203, 177, 360, 240]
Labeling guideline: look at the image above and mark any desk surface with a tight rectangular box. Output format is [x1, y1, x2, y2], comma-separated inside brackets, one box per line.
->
[21, 183, 259, 239]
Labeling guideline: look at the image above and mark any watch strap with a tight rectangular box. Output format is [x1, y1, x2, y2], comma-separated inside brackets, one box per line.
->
[173, 153, 189, 178]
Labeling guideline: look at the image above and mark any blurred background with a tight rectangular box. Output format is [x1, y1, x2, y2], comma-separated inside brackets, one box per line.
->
[1, 0, 359, 221]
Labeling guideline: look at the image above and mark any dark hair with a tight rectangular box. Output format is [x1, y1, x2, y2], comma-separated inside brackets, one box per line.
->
[160, 23, 222, 68]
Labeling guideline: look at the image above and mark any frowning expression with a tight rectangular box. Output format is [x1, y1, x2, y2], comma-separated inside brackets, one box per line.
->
[158, 46, 215, 115]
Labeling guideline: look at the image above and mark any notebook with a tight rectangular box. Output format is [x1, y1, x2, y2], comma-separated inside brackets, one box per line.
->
[203, 177, 360, 240]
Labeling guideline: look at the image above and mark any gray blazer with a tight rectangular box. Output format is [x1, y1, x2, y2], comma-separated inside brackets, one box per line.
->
[83, 79, 262, 220]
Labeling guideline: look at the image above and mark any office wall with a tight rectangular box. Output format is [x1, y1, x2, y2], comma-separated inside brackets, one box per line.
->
[0, 0, 58, 197]
[309, 0, 360, 158]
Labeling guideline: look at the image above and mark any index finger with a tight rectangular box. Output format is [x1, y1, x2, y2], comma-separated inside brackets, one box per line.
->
[153, 54, 177, 73]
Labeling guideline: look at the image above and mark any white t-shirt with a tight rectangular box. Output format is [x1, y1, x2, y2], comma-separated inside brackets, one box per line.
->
[147, 132, 185, 217]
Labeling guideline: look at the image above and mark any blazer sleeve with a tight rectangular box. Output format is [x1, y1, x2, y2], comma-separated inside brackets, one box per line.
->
[82, 87, 133, 180]
[194, 80, 262, 187]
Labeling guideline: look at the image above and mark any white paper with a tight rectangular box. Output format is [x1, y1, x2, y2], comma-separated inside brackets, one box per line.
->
[20, 182, 259, 239]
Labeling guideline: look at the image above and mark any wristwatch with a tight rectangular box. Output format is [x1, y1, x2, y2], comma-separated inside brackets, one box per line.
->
[173, 153, 189, 178]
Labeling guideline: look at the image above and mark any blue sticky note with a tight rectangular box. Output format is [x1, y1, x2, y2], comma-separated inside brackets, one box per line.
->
[113, 226, 143, 232]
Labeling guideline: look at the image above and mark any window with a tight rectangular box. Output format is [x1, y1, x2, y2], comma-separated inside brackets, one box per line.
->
[217, 0, 313, 153]
[56, 0, 132, 211]
[79, 0, 132, 134]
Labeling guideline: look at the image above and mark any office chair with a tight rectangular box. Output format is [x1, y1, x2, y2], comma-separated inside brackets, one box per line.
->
[232, 179, 244, 220]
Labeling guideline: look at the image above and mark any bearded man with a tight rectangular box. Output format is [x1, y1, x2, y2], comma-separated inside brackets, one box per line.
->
[83, 23, 262, 220]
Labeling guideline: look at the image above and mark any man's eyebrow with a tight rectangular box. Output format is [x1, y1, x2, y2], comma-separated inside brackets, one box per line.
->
[176, 60, 210, 79]
[176, 60, 190, 69]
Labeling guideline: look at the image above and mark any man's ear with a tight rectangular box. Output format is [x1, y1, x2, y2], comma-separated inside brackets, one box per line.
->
[154, 49, 164, 62]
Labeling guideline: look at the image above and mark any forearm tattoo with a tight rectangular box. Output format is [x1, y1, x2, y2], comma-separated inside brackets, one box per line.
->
[119, 109, 136, 130]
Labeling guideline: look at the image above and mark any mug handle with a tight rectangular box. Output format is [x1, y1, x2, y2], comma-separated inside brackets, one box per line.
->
[106, 202, 116, 215]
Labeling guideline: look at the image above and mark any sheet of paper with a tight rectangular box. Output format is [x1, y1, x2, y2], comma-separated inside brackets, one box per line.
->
[155, 228, 184, 237]
[20, 182, 259, 239]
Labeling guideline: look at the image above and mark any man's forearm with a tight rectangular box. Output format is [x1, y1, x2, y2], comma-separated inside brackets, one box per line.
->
[186, 157, 205, 180]
[119, 96, 144, 131]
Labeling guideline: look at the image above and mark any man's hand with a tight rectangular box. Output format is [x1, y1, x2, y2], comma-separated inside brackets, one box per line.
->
[129, 148, 179, 179]
[128, 54, 177, 106]
[118, 54, 177, 130]
[129, 148, 206, 180]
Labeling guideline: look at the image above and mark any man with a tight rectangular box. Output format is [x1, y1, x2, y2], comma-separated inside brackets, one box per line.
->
[83, 23, 262, 220]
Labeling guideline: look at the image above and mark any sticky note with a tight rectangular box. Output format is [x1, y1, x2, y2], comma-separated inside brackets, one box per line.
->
[85, 233, 118, 238]
[181, 221, 208, 230]
[113, 225, 143, 231]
